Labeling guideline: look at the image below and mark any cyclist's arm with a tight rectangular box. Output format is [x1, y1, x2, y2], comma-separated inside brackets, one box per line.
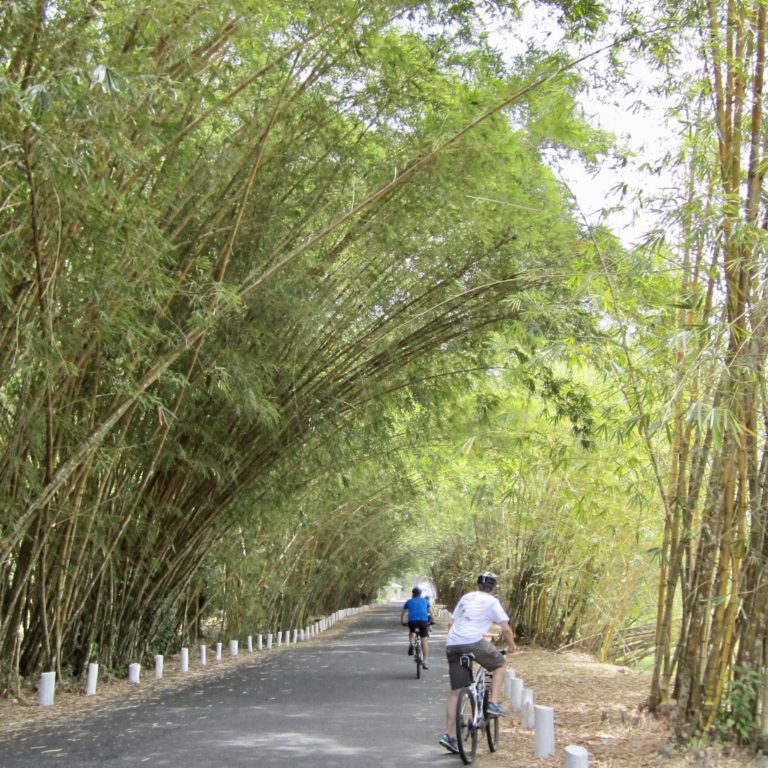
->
[400, 608, 408, 625]
[498, 620, 516, 651]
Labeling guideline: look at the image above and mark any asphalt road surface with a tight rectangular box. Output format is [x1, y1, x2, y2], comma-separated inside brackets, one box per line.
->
[1, 603, 456, 767]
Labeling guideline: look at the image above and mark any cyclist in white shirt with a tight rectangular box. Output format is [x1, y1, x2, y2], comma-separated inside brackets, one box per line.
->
[439, 572, 516, 754]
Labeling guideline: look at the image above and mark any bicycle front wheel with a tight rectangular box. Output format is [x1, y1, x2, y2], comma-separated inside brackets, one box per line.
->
[483, 689, 500, 751]
[456, 687, 477, 764]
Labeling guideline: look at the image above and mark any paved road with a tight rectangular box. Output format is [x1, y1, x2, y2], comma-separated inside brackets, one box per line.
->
[1, 604, 457, 767]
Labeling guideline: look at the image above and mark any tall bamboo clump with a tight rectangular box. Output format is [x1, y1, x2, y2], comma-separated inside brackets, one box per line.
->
[647, 0, 768, 742]
[0, 1, 604, 677]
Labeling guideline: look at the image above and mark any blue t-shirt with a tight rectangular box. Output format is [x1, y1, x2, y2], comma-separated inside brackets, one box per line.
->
[403, 596, 430, 622]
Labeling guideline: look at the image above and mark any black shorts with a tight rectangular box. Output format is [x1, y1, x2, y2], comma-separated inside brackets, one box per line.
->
[446, 640, 506, 689]
[408, 620, 430, 637]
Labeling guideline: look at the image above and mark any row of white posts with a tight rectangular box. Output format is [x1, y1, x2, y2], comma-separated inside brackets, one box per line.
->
[38, 606, 367, 707]
[504, 666, 590, 768]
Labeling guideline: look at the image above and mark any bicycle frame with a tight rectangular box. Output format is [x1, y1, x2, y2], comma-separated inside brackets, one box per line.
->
[460, 654, 490, 729]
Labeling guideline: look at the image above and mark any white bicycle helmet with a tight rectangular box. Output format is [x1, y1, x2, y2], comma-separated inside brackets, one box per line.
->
[477, 571, 498, 588]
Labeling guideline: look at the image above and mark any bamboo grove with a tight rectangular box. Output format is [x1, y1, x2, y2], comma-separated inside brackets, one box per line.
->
[612, 0, 768, 743]
[1, 0, 768, 749]
[0, 0, 606, 676]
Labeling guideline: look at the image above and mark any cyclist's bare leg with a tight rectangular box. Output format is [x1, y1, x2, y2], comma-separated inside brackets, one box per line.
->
[422, 635, 429, 664]
[490, 666, 506, 704]
[445, 688, 460, 737]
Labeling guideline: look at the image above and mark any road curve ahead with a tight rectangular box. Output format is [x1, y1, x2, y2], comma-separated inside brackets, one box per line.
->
[2, 603, 456, 767]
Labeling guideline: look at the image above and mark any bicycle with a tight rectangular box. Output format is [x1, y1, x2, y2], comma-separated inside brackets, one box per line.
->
[413, 632, 424, 678]
[455, 650, 506, 764]
[403, 622, 428, 678]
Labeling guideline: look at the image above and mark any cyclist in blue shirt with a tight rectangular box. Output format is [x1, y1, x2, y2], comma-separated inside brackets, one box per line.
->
[400, 586, 434, 669]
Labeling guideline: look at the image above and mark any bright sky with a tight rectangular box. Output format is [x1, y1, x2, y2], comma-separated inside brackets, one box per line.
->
[490, 3, 679, 248]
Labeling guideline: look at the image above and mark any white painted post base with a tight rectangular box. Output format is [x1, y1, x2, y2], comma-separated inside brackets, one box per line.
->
[85, 663, 98, 696]
[229, 639, 238, 656]
[257, 634, 263, 650]
[277, 631, 282, 646]
[155, 654, 164, 680]
[521, 688, 535, 729]
[39, 671, 55, 706]
[534, 705, 555, 758]
[510, 677, 524, 711]
[200, 644, 207, 666]
[128, 663, 141, 685]
[215, 642, 222, 661]
[247, 635, 253, 653]
[565, 744, 589, 767]
[293, 629, 298, 643]
[181, 647, 189, 672]
[267, 633, 273, 649]
[503, 668, 516, 698]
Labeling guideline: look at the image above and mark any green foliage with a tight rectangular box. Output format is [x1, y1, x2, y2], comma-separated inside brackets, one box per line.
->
[714, 665, 762, 745]
[0, 0, 619, 675]
[394, 334, 660, 647]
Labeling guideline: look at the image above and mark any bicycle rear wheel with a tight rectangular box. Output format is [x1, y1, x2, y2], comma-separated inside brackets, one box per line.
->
[456, 687, 477, 764]
[414, 641, 422, 679]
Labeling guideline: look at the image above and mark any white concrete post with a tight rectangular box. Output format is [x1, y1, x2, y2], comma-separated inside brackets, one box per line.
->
[155, 654, 164, 680]
[39, 672, 55, 706]
[565, 744, 589, 767]
[180, 647, 189, 672]
[277, 631, 282, 646]
[128, 663, 141, 685]
[199, 644, 207, 666]
[85, 663, 99, 696]
[215, 642, 222, 661]
[510, 677, 524, 710]
[521, 688, 535, 729]
[247, 635, 253, 652]
[267, 633, 273, 649]
[300, 629, 305, 642]
[257, 634, 263, 650]
[284, 631, 290, 646]
[293, 629, 298, 643]
[503, 668, 516, 698]
[229, 639, 239, 656]
[534, 705, 555, 758]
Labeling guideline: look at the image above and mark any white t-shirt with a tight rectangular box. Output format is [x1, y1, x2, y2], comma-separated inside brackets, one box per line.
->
[447, 590, 509, 646]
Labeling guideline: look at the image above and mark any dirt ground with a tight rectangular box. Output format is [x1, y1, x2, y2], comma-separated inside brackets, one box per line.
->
[496, 647, 765, 768]
[1, 642, 765, 767]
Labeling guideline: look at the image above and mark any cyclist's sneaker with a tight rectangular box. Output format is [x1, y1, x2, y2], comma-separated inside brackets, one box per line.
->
[407, 645, 414, 656]
[439, 733, 459, 753]
[487, 701, 508, 717]
[421, 663, 429, 670]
